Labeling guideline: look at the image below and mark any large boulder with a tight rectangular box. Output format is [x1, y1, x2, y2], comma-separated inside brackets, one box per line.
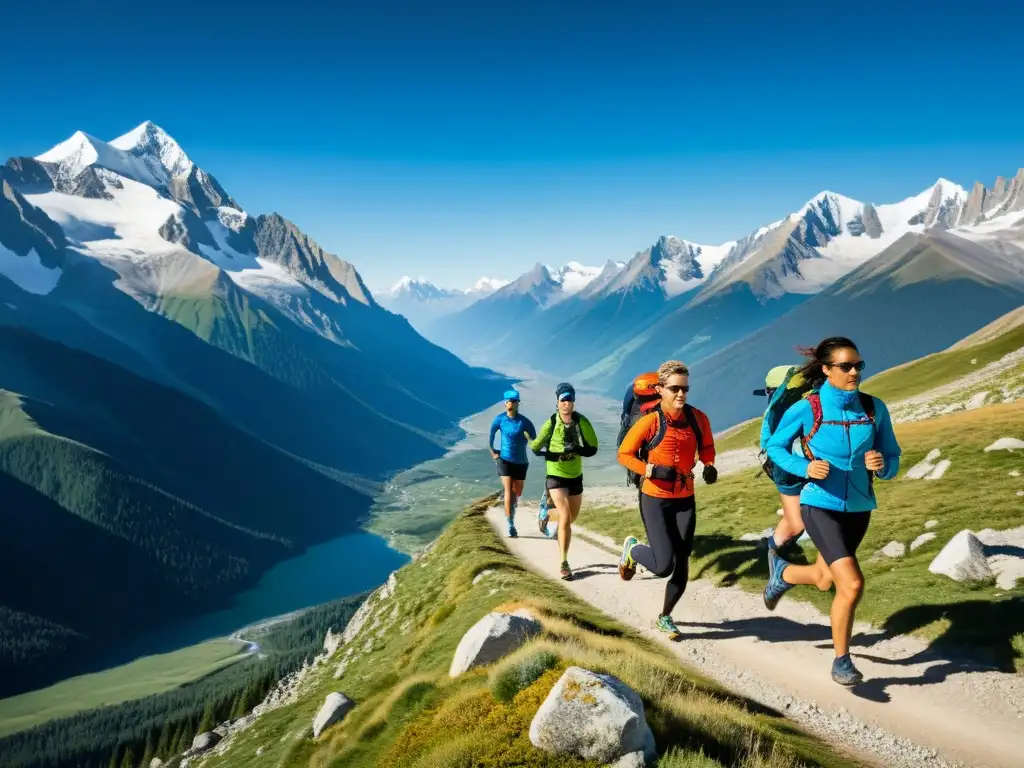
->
[529, 666, 657, 764]
[449, 611, 542, 677]
[928, 530, 993, 583]
[190, 732, 221, 753]
[313, 692, 354, 738]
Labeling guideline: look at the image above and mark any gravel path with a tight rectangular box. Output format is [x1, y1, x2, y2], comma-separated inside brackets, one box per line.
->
[485, 505, 1024, 768]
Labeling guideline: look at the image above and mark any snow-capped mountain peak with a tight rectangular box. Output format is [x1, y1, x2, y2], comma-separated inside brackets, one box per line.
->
[468, 276, 509, 294]
[548, 261, 605, 294]
[36, 130, 164, 188]
[110, 121, 194, 181]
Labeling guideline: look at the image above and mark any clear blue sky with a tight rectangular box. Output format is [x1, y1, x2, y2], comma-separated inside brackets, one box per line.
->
[2, 1, 1023, 290]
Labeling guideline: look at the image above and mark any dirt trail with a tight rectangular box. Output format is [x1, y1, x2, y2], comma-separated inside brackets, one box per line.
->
[484, 504, 1024, 768]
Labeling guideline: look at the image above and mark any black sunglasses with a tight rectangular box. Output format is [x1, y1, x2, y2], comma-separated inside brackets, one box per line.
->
[663, 384, 690, 393]
[829, 361, 866, 373]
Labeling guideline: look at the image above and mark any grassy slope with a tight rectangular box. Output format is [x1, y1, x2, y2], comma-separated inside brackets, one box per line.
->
[860, 322, 1024, 403]
[711, 320, 1024, 455]
[583, 401, 1024, 671]
[201, 497, 858, 768]
[0, 639, 247, 739]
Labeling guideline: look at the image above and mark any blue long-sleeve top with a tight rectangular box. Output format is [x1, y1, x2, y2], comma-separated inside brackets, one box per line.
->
[489, 412, 537, 465]
[765, 381, 901, 512]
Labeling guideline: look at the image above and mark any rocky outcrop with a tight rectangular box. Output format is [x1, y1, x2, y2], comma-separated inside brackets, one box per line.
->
[313, 692, 354, 738]
[859, 203, 883, 238]
[254, 213, 373, 305]
[1, 157, 55, 194]
[158, 210, 216, 252]
[168, 166, 240, 218]
[529, 667, 657, 764]
[449, 611, 542, 677]
[958, 182, 988, 227]
[0, 180, 68, 270]
[928, 530, 992, 582]
[190, 731, 221, 753]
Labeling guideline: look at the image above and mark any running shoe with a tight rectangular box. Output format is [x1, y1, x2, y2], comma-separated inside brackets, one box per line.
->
[619, 535, 639, 580]
[655, 614, 681, 637]
[560, 561, 573, 580]
[537, 494, 549, 536]
[762, 549, 794, 610]
[506, 517, 518, 538]
[831, 654, 864, 686]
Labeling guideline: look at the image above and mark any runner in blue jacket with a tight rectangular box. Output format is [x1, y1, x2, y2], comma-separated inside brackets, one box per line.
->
[488, 388, 536, 537]
[762, 337, 901, 687]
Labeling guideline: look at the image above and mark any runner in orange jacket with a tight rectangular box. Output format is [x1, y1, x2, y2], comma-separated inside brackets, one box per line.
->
[616, 359, 717, 636]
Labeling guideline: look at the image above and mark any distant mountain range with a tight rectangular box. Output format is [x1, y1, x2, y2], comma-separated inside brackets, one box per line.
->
[0, 122, 510, 696]
[401, 172, 1024, 428]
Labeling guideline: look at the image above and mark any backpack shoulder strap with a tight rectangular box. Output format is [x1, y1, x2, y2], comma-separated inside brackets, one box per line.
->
[858, 391, 876, 421]
[800, 393, 823, 460]
[683, 404, 704, 454]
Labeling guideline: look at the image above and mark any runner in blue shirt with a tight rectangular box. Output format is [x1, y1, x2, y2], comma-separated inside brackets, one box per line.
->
[488, 388, 537, 537]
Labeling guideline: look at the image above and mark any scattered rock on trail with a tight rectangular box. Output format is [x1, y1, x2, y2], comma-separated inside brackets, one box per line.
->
[529, 666, 657, 765]
[925, 520, 939, 529]
[449, 611, 542, 677]
[878, 541, 906, 559]
[740, 527, 774, 542]
[984, 437, 1024, 452]
[928, 531, 993, 583]
[150, 758, 164, 768]
[313, 692, 354, 738]
[911, 533, 936, 551]
[191, 732, 221, 753]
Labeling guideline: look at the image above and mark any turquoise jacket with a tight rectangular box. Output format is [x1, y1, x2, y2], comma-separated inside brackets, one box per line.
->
[765, 381, 901, 513]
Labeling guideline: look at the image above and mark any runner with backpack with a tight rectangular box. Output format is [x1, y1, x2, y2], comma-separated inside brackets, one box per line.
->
[488, 388, 537, 538]
[761, 337, 901, 686]
[754, 365, 814, 559]
[616, 360, 717, 637]
[530, 382, 599, 580]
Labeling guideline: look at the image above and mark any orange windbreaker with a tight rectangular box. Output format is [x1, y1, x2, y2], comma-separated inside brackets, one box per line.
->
[617, 406, 715, 498]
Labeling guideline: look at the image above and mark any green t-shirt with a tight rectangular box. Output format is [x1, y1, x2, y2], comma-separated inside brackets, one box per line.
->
[529, 412, 599, 479]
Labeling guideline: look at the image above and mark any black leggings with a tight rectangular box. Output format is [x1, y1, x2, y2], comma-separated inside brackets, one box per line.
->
[632, 494, 697, 616]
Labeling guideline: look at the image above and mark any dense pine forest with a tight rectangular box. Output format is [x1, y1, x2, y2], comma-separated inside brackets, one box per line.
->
[0, 594, 365, 768]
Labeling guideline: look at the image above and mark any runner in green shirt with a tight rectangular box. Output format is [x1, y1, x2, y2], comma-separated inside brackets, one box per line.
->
[530, 382, 599, 580]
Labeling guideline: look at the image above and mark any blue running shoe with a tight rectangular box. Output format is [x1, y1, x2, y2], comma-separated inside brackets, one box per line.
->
[537, 493, 549, 536]
[763, 549, 794, 610]
[831, 654, 863, 686]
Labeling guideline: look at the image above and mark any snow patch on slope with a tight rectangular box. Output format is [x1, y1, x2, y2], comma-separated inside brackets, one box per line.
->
[0, 245, 62, 295]
[26, 172, 181, 260]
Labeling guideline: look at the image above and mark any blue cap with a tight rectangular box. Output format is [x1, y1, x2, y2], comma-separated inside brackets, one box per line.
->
[503, 388, 520, 402]
[555, 382, 575, 401]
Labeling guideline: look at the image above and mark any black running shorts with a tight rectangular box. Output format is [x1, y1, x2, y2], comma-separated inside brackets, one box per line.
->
[545, 474, 583, 497]
[495, 459, 528, 481]
[801, 505, 871, 566]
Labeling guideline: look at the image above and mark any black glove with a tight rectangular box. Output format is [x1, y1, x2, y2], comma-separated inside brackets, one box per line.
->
[649, 465, 678, 482]
[702, 465, 718, 485]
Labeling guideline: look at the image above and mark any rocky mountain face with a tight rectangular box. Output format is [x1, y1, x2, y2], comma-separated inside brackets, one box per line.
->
[0, 121, 510, 696]
[426, 169, 1024, 419]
